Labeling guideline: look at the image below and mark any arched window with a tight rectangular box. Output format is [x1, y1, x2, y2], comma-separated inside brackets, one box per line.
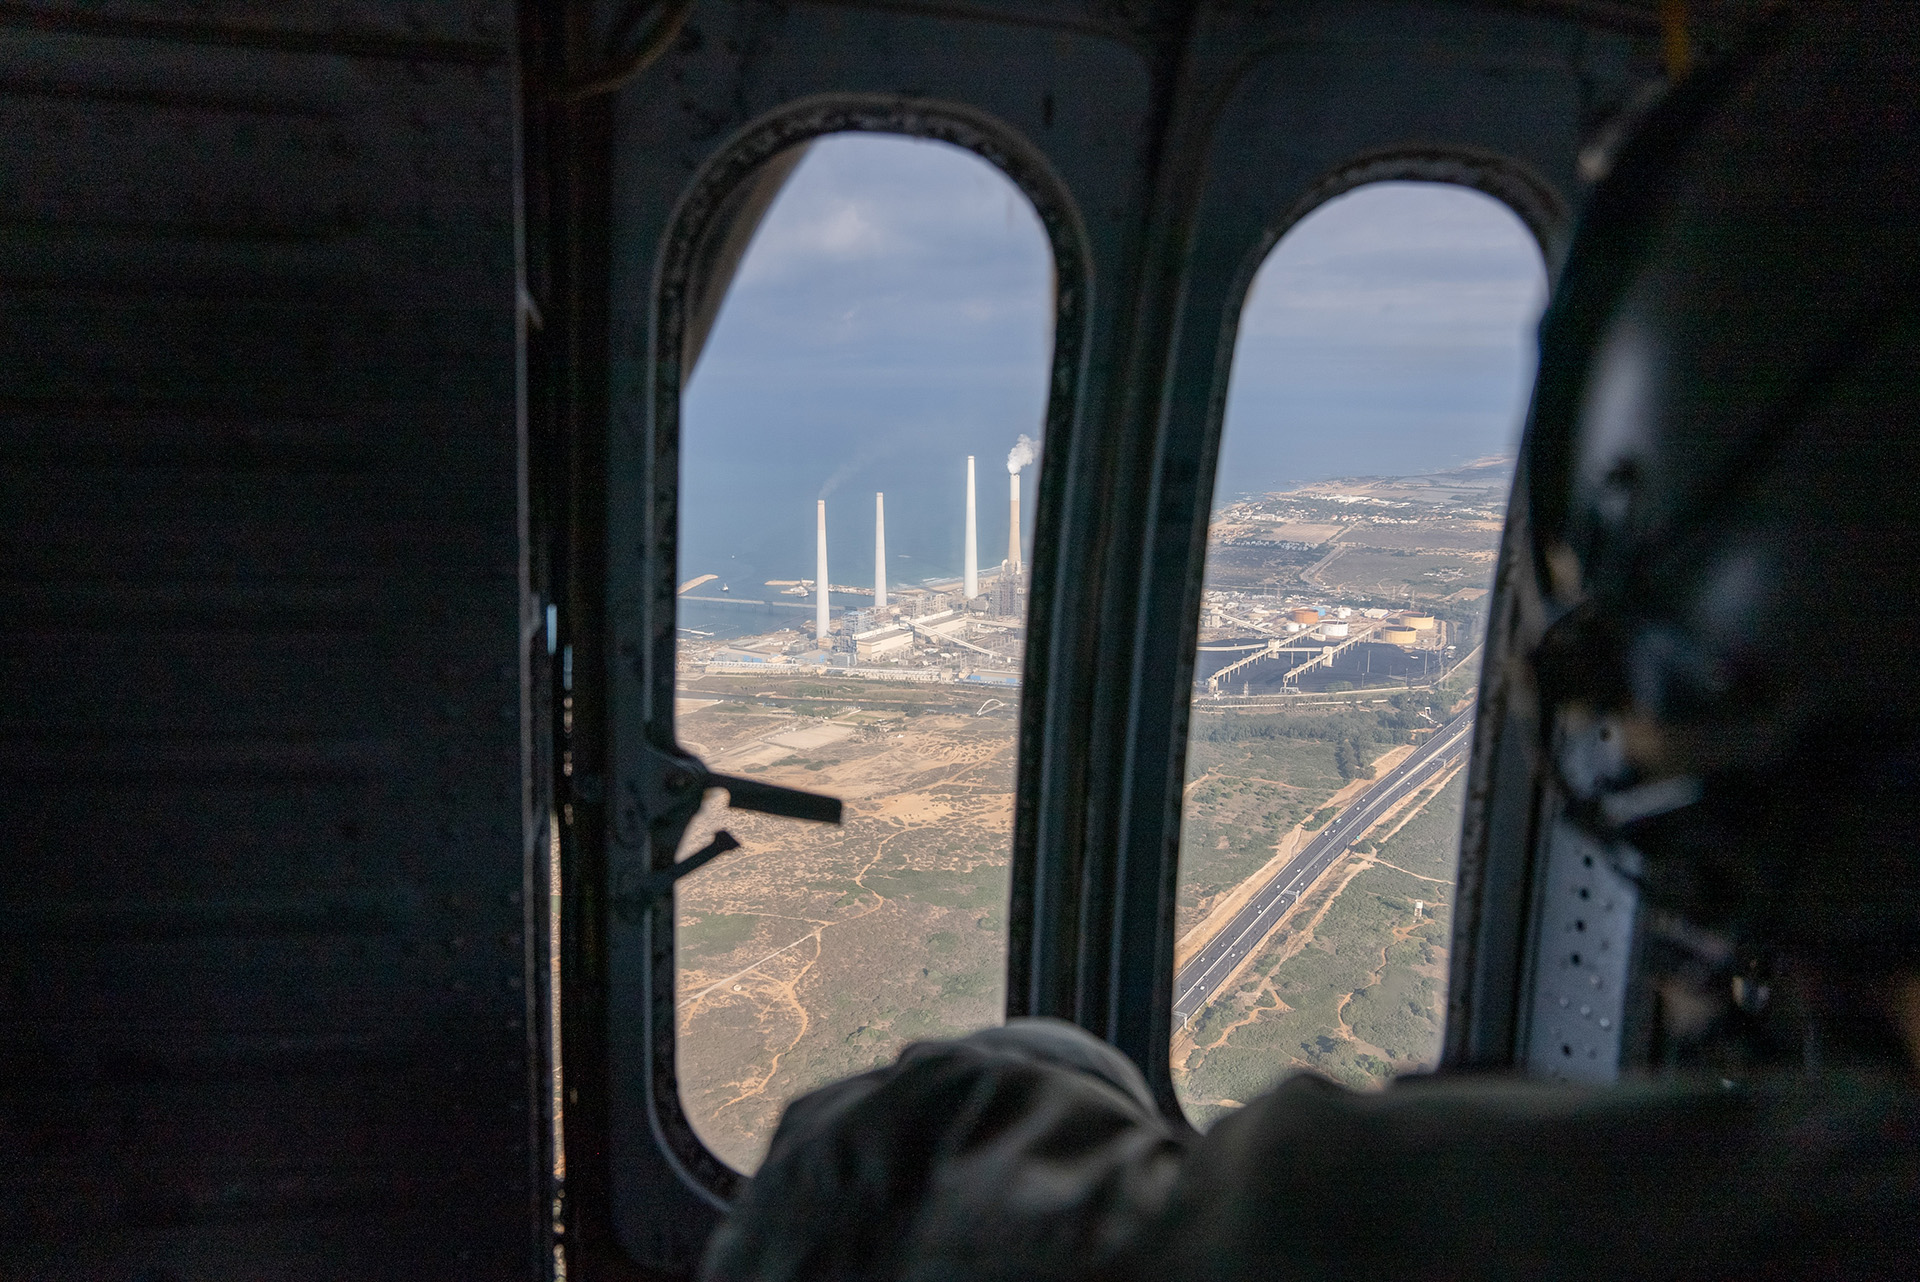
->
[672, 133, 1054, 1171]
[1174, 182, 1546, 1125]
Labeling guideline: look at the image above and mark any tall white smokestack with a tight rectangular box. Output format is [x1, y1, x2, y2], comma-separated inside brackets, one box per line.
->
[964, 456, 978, 600]
[816, 499, 829, 642]
[1004, 435, 1036, 580]
[1008, 470, 1022, 577]
[874, 491, 887, 612]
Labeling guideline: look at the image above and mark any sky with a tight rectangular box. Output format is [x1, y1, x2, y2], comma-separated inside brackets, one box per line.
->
[677, 136, 1546, 626]
[1217, 182, 1548, 497]
[680, 133, 1051, 624]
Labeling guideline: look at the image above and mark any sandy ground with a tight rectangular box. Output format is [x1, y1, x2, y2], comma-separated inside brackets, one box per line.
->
[765, 723, 857, 752]
[670, 691, 1018, 1170]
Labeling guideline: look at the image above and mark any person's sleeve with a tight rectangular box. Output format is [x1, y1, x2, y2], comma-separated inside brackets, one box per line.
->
[699, 1017, 1189, 1282]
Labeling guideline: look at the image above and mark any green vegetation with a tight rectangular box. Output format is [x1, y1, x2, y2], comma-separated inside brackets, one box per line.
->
[862, 864, 1008, 911]
[672, 676, 1020, 1172]
[679, 912, 762, 960]
[1372, 773, 1466, 882]
[1346, 934, 1442, 1057]
[1302, 806, 1337, 832]
[1176, 771, 1469, 1128]
[1177, 698, 1434, 936]
[1179, 862, 1443, 1123]
[1194, 697, 1427, 750]
[1320, 549, 1489, 599]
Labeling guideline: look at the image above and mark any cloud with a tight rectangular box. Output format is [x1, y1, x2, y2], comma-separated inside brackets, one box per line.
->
[1218, 181, 1548, 493]
[736, 134, 1044, 287]
[678, 140, 1544, 589]
[740, 197, 890, 276]
[682, 133, 1055, 586]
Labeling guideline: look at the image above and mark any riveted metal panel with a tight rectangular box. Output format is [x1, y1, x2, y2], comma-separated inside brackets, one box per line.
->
[0, 4, 541, 1277]
[1521, 817, 1638, 1081]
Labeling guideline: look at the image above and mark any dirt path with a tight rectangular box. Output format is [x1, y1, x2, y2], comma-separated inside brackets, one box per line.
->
[680, 742, 1016, 1119]
[1371, 858, 1452, 884]
[1174, 848, 1378, 1062]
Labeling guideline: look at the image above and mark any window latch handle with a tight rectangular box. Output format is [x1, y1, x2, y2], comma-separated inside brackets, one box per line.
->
[626, 744, 844, 842]
[616, 829, 744, 913]
[706, 771, 843, 825]
[615, 762, 842, 915]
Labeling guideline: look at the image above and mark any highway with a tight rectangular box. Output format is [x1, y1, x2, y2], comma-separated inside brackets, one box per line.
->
[1172, 706, 1477, 1030]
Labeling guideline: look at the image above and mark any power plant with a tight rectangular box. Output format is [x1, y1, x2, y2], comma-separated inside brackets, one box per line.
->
[815, 498, 829, 641]
[729, 446, 1466, 699]
[874, 491, 887, 611]
[806, 447, 1025, 638]
[684, 442, 1037, 684]
[689, 440, 1473, 702]
[964, 456, 978, 600]
[1008, 469, 1022, 576]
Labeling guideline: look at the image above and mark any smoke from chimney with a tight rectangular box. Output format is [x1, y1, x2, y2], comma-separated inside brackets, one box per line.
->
[1006, 434, 1037, 474]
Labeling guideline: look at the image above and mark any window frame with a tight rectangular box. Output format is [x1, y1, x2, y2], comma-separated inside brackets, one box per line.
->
[626, 95, 1093, 1207]
[538, 5, 1661, 1272]
[1134, 149, 1568, 1114]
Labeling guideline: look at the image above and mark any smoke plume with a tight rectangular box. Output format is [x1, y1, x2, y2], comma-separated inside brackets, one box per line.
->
[1006, 434, 1038, 474]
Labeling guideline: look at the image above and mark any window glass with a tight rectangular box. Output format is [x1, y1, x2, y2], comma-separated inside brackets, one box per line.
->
[673, 134, 1051, 1172]
[1173, 183, 1545, 1126]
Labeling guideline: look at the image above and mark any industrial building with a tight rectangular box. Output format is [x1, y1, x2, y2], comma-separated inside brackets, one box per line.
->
[854, 626, 913, 659]
[991, 562, 1027, 619]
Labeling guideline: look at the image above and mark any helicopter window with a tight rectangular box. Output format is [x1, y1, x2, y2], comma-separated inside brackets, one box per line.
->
[1173, 181, 1545, 1125]
[671, 133, 1053, 1172]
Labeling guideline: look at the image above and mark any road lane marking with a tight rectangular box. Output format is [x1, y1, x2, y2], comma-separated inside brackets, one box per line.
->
[1175, 712, 1474, 1021]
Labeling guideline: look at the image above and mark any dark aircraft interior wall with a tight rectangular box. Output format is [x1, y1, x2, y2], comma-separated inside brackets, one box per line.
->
[0, 0, 1742, 1278]
[0, 5, 544, 1278]
[558, 1, 1668, 1275]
